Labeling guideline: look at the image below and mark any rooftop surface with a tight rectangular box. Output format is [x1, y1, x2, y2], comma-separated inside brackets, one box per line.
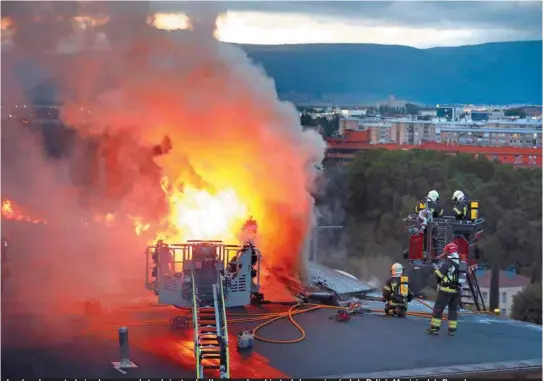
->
[2, 222, 541, 379]
[3, 296, 541, 379]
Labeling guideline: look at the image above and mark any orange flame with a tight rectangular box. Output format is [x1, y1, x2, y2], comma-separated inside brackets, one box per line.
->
[1, 199, 47, 224]
[154, 179, 249, 244]
[128, 215, 151, 236]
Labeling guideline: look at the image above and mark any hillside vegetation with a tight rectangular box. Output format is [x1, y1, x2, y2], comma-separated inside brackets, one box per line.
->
[315, 150, 542, 287]
[11, 40, 542, 106]
[240, 40, 543, 104]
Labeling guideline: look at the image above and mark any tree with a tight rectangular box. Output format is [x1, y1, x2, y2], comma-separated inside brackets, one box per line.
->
[300, 113, 313, 126]
[505, 107, 527, 118]
[405, 103, 421, 115]
[511, 283, 542, 325]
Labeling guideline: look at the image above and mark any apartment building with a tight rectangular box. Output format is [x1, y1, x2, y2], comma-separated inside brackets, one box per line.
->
[330, 117, 542, 167]
[338, 118, 360, 136]
[476, 269, 531, 316]
[356, 119, 543, 148]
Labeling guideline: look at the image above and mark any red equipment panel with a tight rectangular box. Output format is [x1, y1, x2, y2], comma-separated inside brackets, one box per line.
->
[452, 236, 468, 262]
[408, 233, 424, 261]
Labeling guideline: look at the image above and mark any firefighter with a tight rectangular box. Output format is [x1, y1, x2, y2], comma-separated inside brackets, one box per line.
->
[452, 190, 470, 220]
[382, 263, 414, 317]
[417, 207, 433, 233]
[414, 190, 444, 259]
[152, 241, 173, 277]
[416, 190, 444, 218]
[428, 243, 462, 336]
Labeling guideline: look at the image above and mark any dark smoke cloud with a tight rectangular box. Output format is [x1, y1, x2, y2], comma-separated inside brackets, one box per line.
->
[1, 0, 325, 334]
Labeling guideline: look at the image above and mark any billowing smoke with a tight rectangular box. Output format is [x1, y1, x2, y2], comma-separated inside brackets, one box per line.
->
[311, 165, 393, 287]
[1, 0, 325, 325]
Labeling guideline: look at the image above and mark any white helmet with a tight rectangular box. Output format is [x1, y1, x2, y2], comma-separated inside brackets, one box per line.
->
[452, 190, 465, 203]
[427, 190, 440, 203]
[391, 263, 403, 277]
[447, 252, 460, 265]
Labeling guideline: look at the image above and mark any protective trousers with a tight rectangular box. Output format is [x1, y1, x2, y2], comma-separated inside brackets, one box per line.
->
[429, 290, 460, 334]
[385, 302, 407, 317]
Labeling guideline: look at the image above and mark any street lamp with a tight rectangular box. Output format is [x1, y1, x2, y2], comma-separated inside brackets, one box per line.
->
[310, 225, 343, 263]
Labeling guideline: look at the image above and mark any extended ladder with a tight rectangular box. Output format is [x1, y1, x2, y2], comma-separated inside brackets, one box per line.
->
[192, 270, 230, 379]
[461, 265, 486, 312]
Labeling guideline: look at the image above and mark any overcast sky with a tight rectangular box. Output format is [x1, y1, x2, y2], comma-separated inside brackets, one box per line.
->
[151, 1, 543, 47]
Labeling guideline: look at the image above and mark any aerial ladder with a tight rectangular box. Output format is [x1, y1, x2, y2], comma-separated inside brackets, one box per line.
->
[403, 200, 487, 311]
[192, 268, 230, 378]
[146, 231, 263, 379]
[462, 264, 486, 311]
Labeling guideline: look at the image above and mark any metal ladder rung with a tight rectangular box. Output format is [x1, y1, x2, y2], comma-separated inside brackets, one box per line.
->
[202, 350, 221, 354]
[202, 354, 222, 359]
[200, 336, 219, 341]
[200, 341, 219, 346]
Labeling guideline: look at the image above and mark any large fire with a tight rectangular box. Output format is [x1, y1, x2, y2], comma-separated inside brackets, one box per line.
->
[2, 3, 326, 281]
[158, 180, 249, 243]
[2, 187, 250, 248]
[1, 186, 249, 245]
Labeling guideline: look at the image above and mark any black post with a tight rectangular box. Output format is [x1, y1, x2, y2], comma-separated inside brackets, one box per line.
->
[118, 326, 130, 365]
[489, 261, 500, 311]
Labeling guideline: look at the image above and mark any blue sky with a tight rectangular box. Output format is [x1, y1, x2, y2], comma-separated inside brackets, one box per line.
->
[151, 1, 543, 47]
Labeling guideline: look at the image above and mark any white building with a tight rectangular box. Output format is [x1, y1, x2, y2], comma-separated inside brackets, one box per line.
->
[476, 269, 531, 316]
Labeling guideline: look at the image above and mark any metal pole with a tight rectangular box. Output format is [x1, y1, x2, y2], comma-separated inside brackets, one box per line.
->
[111, 328, 137, 373]
[119, 326, 130, 366]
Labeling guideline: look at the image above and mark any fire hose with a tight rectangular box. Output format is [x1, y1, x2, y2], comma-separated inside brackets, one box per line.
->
[120, 298, 491, 345]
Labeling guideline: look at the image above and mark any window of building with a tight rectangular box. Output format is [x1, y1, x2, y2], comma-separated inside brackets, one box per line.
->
[501, 308, 506, 315]
[501, 292, 507, 303]
[482, 291, 488, 300]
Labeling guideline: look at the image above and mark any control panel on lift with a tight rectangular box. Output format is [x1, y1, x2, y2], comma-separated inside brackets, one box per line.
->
[145, 240, 262, 308]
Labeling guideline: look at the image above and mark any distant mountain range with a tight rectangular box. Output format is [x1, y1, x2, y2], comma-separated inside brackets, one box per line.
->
[237, 40, 543, 106]
[4, 40, 542, 107]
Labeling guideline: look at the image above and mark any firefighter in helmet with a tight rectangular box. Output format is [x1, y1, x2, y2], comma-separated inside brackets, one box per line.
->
[382, 263, 414, 317]
[428, 242, 462, 336]
[452, 190, 470, 221]
[416, 190, 444, 218]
